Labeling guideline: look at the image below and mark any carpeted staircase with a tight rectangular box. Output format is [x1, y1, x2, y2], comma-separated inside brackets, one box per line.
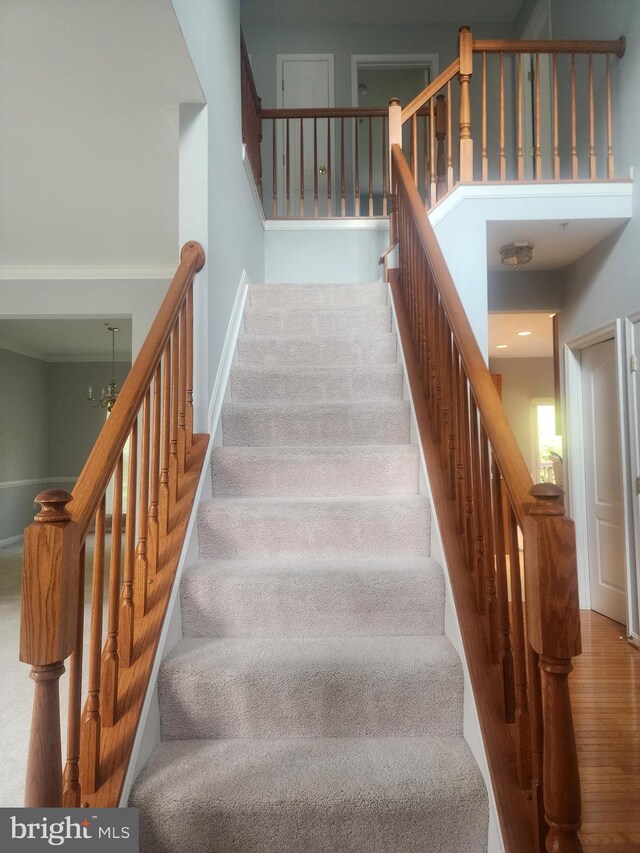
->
[130, 282, 488, 852]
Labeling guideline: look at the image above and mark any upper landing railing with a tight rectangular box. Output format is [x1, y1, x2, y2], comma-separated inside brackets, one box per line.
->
[241, 27, 626, 219]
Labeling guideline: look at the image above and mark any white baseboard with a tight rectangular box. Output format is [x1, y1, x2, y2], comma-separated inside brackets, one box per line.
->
[207, 270, 250, 435]
[0, 476, 76, 491]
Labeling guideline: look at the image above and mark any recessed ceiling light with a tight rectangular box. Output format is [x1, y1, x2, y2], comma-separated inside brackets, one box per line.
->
[517, 331, 532, 336]
[496, 344, 508, 349]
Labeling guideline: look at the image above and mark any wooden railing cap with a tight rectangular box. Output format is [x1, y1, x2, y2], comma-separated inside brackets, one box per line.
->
[34, 489, 73, 524]
[180, 241, 206, 273]
[529, 482, 566, 516]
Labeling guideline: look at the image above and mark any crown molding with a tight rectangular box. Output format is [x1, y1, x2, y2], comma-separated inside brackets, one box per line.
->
[0, 264, 176, 281]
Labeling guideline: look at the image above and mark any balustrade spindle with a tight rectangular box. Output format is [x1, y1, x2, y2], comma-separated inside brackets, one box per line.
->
[454, 350, 466, 534]
[508, 509, 533, 792]
[446, 81, 453, 191]
[368, 117, 374, 216]
[186, 285, 194, 453]
[517, 53, 524, 179]
[606, 54, 614, 178]
[135, 389, 151, 617]
[528, 643, 548, 851]
[327, 118, 333, 217]
[382, 118, 388, 216]
[481, 51, 488, 181]
[120, 420, 138, 669]
[299, 118, 305, 217]
[169, 323, 179, 511]
[429, 98, 437, 206]
[469, 399, 486, 616]
[499, 52, 506, 181]
[340, 117, 346, 216]
[589, 53, 596, 178]
[178, 305, 187, 476]
[480, 430, 499, 662]
[102, 458, 123, 727]
[355, 116, 361, 216]
[535, 53, 542, 179]
[272, 121, 277, 217]
[148, 365, 161, 577]
[63, 543, 85, 807]
[79, 496, 106, 795]
[571, 54, 578, 178]
[286, 118, 291, 217]
[159, 345, 171, 537]
[411, 114, 418, 186]
[436, 95, 447, 199]
[422, 115, 429, 204]
[458, 26, 474, 181]
[553, 55, 560, 179]
[313, 118, 319, 218]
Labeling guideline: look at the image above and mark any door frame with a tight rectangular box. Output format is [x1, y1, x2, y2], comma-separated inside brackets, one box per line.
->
[564, 320, 636, 630]
[350, 54, 439, 109]
[624, 310, 640, 641]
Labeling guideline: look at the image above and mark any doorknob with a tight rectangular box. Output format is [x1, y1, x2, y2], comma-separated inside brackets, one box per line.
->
[319, 165, 327, 175]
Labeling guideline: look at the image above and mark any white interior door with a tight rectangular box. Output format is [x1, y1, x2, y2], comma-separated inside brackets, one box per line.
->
[582, 337, 627, 624]
[277, 55, 334, 216]
[628, 319, 640, 637]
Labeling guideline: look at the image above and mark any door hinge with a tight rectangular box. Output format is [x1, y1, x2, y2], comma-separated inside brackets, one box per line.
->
[631, 354, 638, 373]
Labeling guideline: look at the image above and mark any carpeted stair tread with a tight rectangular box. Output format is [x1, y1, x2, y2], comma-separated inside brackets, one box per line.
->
[222, 400, 411, 446]
[248, 282, 387, 308]
[158, 635, 462, 740]
[243, 304, 392, 336]
[211, 444, 419, 497]
[197, 496, 430, 560]
[180, 556, 444, 637]
[229, 364, 403, 402]
[130, 736, 488, 853]
[236, 333, 397, 366]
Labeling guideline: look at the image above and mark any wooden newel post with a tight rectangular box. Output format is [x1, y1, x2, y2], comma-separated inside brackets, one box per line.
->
[20, 490, 80, 807]
[523, 483, 583, 853]
[388, 98, 402, 244]
[458, 26, 474, 182]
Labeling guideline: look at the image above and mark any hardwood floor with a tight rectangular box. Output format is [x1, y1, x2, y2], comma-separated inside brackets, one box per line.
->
[571, 611, 640, 852]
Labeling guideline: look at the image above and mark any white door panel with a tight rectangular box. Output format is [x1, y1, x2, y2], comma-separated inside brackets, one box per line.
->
[582, 337, 627, 624]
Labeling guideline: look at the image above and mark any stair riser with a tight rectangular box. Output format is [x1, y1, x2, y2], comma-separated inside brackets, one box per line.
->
[222, 403, 411, 446]
[158, 639, 462, 740]
[181, 567, 444, 637]
[248, 283, 387, 309]
[198, 500, 430, 560]
[236, 335, 397, 366]
[229, 367, 403, 402]
[243, 307, 391, 336]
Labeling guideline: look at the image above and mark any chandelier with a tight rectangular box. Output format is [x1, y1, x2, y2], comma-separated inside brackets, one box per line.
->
[88, 324, 119, 412]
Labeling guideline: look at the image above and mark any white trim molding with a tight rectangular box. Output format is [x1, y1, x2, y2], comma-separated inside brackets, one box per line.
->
[265, 218, 388, 232]
[350, 53, 440, 109]
[242, 144, 266, 225]
[0, 265, 176, 281]
[0, 476, 76, 491]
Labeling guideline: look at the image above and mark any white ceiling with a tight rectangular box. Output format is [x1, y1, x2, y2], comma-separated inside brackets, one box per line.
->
[0, 318, 133, 362]
[488, 312, 554, 358]
[242, 0, 521, 25]
[0, 0, 204, 269]
[486, 218, 627, 272]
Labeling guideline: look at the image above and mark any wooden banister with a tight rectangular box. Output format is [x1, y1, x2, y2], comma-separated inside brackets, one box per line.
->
[400, 60, 461, 124]
[391, 142, 583, 852]
[473, 36, 626, 57]
[241, 31, 263, 197]
[20, 241, 208, 809]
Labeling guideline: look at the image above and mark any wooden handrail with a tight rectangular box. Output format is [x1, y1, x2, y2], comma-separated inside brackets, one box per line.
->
[70, 242, 205, 539]
[20, 241, 208, 809]
[261, 107, 391, 119]
[240, 30, 263, 197]
[390, 142, 583, 852]
[401, 58, 460, 124]
[392, 145, 532, 519]
[473, 36, 626, 57]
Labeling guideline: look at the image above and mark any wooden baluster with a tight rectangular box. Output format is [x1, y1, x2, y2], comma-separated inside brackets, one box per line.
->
[178, 305, 187, 476]
[272, 120, 277, 217]
[444, 320, 457, 499]
[508, 507, 533, 792]
[79, 495, 106, 795]
[481, 51, 488, 181]
[368, 116, 374, 216]
[571, 54, 578, 178]
[313, 117, 319, 218]
[606, 54, 614, 178]
[460, 378, 475, 572]
[453, 348, 466, 535]
[120, 419, 137, 669]
[169, 322, 179, 511]
[535, 53, 542, 179]
[299, 117, 305, 217]
[286, 118, 291, 217]
[553, 55, 560, 180]
[499, 52, 506, 181]
[101, 457, 123, 728]
[528, 643, 548, 851]
[430, 97, 437, 207]
[135, 389, 151, 617]
[63, 543, 85, 806]
[159, 344, 170, 537]
[388, 99, 402, 242]
[480, 430, 498, 662]
[524, 484, 582, 853]
[327, 118, 333, 217]
[411, 113, 418, 186]
[22, 489, 76, 807]
[490, 461, 516, 723]
[469, 398, 486, 616]
[340, 117, 346, 217]
[382, 117, 388, 216]
[148, 365, 161, 577]
[355, 116, 361, 216]
[588, 53, 596, 178]
[186, 284, 194, 453]
[436, 94, 447, 199]
[446, 80, 453, 190]
[423, 115, 429, 205]
[517, 52, 524, 180]
[458, 26, 474, 181]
